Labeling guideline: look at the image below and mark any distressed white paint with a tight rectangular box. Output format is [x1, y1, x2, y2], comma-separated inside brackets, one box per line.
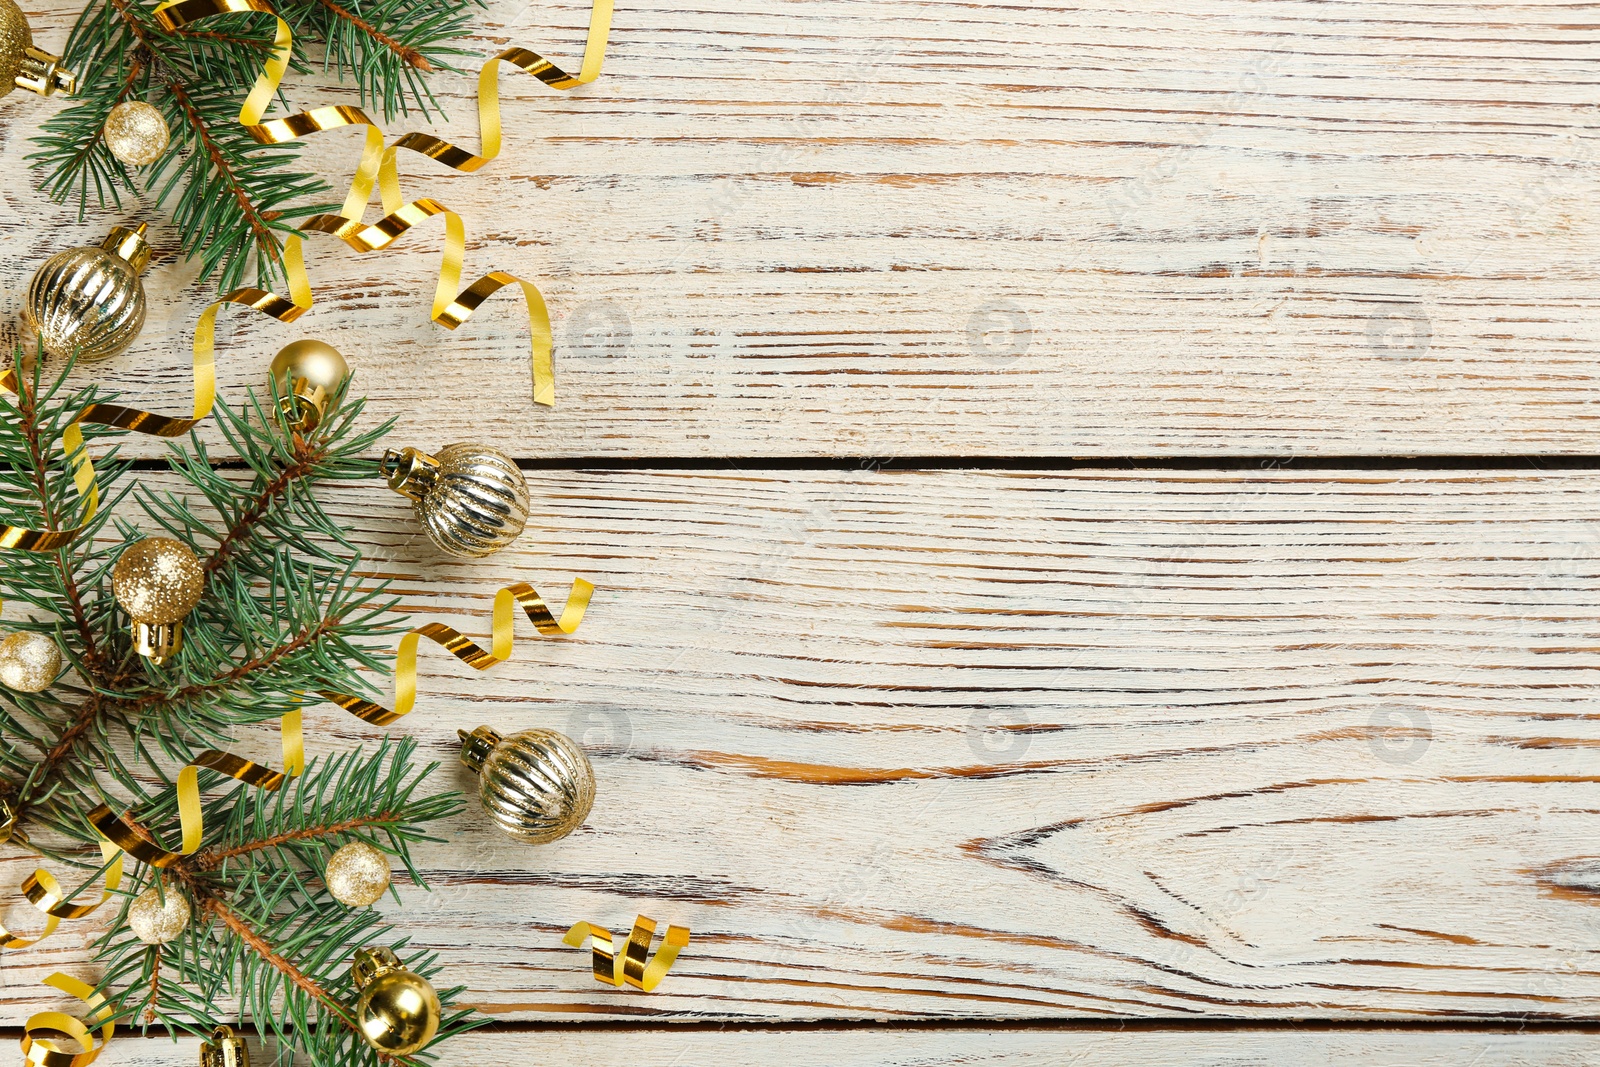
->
[0, 0, 1596, 456]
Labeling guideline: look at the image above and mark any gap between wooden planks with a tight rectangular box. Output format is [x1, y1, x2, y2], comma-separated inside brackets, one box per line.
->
[3, 0, 1599, 458]
[2, 467, 1599, 1022]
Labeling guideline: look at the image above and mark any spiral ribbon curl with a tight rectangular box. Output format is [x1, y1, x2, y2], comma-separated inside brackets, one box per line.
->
[564, 915, 691, 992]
[152, 0, 614, 409]
[20, 974, 113, 1067]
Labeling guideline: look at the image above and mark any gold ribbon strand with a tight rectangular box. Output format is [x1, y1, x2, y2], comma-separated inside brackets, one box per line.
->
[564, 915, 690, 992]
[152, 0, 615, 408]
[20, 974, 113, 1067]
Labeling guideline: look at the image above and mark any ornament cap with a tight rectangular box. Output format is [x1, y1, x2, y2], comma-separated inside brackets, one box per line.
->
[0, 791, 15, 845]
[351, 945, 404, 990]
[133, 620, 183, 665]
[101, 223, 151, 275]
[199, 1026, 250, 1067]
[382, 447, 441, 502]
[16, 44, 74, 96]
[458, 726, 503, 774]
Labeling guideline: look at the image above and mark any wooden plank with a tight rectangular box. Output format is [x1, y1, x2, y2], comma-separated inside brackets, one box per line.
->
[4, 0, 1600, 457]
[4, 467, 1600, 1021]
[53, 1028, 1600, 1066]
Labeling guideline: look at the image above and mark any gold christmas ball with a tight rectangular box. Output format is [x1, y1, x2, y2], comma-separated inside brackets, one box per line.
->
[351, 947, 440, 1056]
[458, 726, 595, 844]
[383, 443, 530, 559]
[127, 885, 190, 944]
[269, 339, 349, 432]
[26, 224, 151, 362]
[325, 840, 391, 907]
[0, 631, 60, 692]
[0, 0, 72, 100]
[112, 536, 204, 625]
[103, 101, 169, 167]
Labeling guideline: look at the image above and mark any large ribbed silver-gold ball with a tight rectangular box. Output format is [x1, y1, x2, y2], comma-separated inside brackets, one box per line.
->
[458, 726, 594, 844]
[25, 224, 151, 362]
[383, 443, 529, 559]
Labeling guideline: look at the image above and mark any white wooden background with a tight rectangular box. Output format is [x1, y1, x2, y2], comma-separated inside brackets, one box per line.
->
[3, 0, 1600, 1061]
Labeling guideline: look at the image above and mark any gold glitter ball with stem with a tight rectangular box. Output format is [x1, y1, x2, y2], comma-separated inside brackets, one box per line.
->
[111, 536, 204, 664]
[0, 0, 73, 102]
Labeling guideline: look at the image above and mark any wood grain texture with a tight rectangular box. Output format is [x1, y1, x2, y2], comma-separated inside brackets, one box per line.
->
[2, 0, 1599, 457]
[45, 1028, 1600, 1066]
[4, 467, 1600, 1022]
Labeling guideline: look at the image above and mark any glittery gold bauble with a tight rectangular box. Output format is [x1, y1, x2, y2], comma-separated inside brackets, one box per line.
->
[103, 101, 169, 166]
[199, 1025, 250, 1067]
[127, 885, 190, 944]
[351, 946, 440, 1056]
[0, 0, 73, 101]
[325, 841, 391, 907]
[458, 726, 595, 844]
[25, 223, 151, 362]
[113, 536, 204, 625]
[0, 631, 60, 692]
[269, 339, 349, 432]
[383, 443, 528, 559]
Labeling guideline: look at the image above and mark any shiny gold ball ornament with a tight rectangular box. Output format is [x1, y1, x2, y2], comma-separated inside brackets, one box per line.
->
[351, 946, 440, 1056]
[127, 885, 190, 944]
[103, 100, 169, 166]
[269, 339, 349, 433]
[112, 536, 204, 664]
[458, 726, 595, 844]
[0, 0, 73, 101]
[198, 1025, 250, 1067]
[0, 631, 61, 692]
[25, 223, 152, 362]
[383, 443, 529, 559]
[325, 840, 391, 907]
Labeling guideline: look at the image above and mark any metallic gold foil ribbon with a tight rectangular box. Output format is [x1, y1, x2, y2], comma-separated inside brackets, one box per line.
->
[152, 0, 614, 408]
[20, 974, 113, 1067]
[319, 579, 592, 725]
[0, 841, 122, 950]
[0, 367, 212, 552]
[564, 915, 690, 992]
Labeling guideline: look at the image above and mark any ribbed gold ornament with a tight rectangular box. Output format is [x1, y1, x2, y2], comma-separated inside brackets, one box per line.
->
[25, 223, 152, 362]
[351, 946, 440, 1056]
[383, 443, 530, 559]
[0, 0, 73, 101]
[0, 631, 61, 692]
[103, 100, 169, 166]
[458, 726, 595, 844]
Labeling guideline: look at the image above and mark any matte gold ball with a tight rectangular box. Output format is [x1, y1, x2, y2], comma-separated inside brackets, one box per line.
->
[112, 537, 204, 625]
[270, 339, 348, 397]
[103, 101, 169, 166]
[352, 948, 440, 1056]
[0, 631, 60, 692]
[325, 841, 391, 907]
[127, 885, 190, 944]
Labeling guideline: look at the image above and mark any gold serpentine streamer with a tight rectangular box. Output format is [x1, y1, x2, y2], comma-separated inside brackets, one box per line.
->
[152, 0, 614, 408]
[0, 367, 213, 552]
[20, 974, 113, 1067]
[564, 915, 690, 992]
[318, 578, 592, 724]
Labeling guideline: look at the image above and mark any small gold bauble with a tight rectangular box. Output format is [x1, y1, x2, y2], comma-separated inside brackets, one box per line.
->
[25, 223, 152, 362]
[268, 339, 349, 432]
[0, 0, 74, 100]
[0, 631, 60, 692]
[127, 885, 190, 944]
[325, 840, 391, 907]
[112, 537, 204, 626]
[458, 726, 595, 844]
[198, 1025, 250, 1067]
[383, 443, 530, 559]
[351, 946, 440, 1056]
[103, 101, 169, 166]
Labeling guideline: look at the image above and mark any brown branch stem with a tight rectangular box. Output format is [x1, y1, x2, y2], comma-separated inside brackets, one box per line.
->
[311, 0, 434, 72]
[191, 812, 400, 869]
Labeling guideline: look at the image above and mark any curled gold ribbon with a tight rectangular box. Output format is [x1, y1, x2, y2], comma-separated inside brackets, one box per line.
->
[152, 0, 614, 408]
[0, 841, 123, 950]
[0, 367, 212, 552]
[319, 579, 592, 725]
[564, 915, 690, 992]
[20, 974, 113, 1067]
